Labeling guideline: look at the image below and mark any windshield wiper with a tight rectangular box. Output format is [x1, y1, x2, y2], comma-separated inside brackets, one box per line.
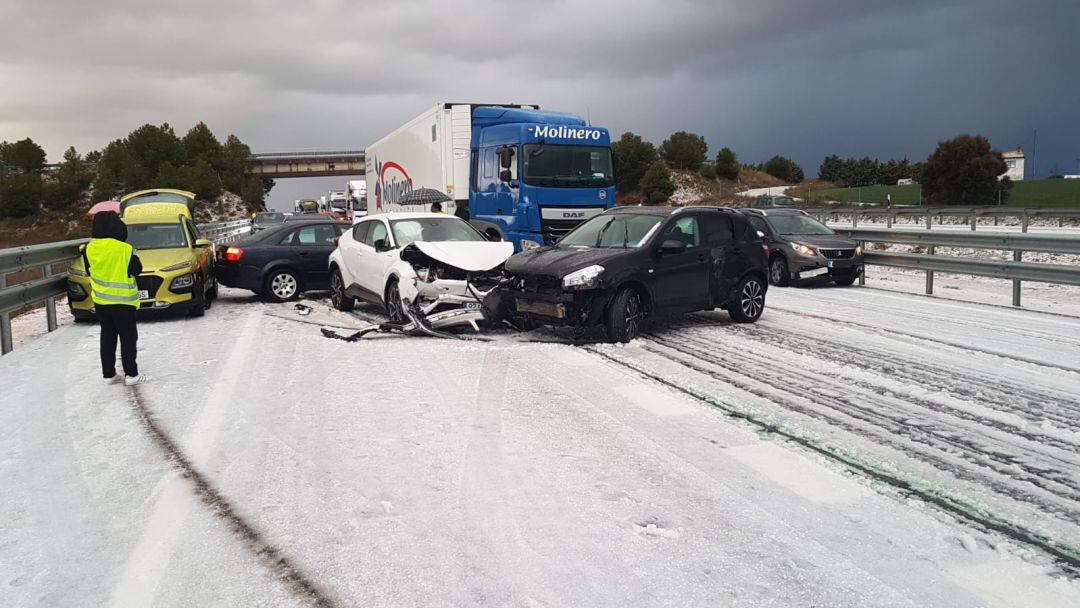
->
[594, 218, 615, 247]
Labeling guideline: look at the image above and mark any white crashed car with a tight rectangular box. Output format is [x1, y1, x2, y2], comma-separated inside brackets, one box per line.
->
[328, 212, 514, 323]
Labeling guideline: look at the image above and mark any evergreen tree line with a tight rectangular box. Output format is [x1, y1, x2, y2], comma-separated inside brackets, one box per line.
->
[0, 123, 272, 220]
[817, 155, 922, 187]
[612, 130, 804, 204]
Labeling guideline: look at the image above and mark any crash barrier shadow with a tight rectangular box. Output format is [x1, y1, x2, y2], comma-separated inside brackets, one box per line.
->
[0, 220, 251, 355]
[834, 227, 1080, 306]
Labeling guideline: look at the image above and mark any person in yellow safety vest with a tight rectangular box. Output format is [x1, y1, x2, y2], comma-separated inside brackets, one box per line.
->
[84, 211, 151, 386]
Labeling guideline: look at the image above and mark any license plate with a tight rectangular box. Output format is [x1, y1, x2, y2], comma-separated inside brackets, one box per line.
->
[462, 302, 480, 310]
[137, 290, 150, 300]
[802, 267, 829, 277]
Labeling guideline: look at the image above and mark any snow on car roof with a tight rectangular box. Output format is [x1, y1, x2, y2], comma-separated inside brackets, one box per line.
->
[368, 212, 461, 221]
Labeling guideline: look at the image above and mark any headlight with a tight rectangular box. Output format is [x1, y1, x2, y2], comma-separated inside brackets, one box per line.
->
[170, 274, 194, 290]
[161, 261, 194, 272]
[793, 243, 816, 256]
[562, 264, 605, 290]
[69, 267, 88, 277]
[521, 239, 542, 251]
[855, 245, 863, 256]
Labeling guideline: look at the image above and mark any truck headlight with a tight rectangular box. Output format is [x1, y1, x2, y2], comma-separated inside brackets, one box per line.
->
[170, 274, 194, 290]
[793, 243, 816, 256]
[521, 239, 542, 251]
[562, 264, 604, 290]
[161, 261, 194, 272]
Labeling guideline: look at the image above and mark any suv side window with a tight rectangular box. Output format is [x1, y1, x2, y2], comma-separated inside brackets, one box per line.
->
[700, 214, 734, 245]
[735, 216, 759, 241]
[660, 216, 700, 248]
[364, 221, 390, 249]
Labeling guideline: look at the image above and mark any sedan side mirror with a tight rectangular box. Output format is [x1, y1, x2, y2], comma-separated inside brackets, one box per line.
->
[332, 236, 340, 246]
[374, 239, 391, 252]
[195, 238, 212, 247]
[659, 239, 687, 255]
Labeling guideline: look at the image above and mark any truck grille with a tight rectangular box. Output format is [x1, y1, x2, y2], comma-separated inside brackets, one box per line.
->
[820, 248, 856, 259]
[539, 218, 585, 243]
[136, 275, 164, 298]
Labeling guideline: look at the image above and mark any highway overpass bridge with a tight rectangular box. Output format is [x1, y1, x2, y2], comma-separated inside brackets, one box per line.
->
[31, 149, 367, 179]
[246, 150, 365, 179]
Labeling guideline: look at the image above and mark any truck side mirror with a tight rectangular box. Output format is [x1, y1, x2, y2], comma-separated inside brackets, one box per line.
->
[499, 169, 512, 182]
[499, 147, 514, 169]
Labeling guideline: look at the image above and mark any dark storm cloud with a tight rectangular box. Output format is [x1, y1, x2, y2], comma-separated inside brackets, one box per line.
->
[2, 0, 1078, 208]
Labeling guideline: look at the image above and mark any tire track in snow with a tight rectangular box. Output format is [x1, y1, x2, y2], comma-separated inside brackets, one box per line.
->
[640, 336, 1080, 525]
[582, 345, 1080, 575]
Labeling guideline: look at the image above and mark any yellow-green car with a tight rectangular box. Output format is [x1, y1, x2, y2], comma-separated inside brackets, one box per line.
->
[68, 190, 216, 320]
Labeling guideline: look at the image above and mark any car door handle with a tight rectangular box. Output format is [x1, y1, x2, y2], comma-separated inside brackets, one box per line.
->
[298, 251, 310, 256]
[732, 247, 742, 254]
[697, 253, 707, 261]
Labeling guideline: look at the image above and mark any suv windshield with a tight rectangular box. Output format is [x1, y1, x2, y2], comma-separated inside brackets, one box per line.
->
[560, 214, 663, 249]
[390, 217, 485, 248]
[127, 223, 189, 250]
[766, 215, 834, 235]
[523, 144, 614, 188]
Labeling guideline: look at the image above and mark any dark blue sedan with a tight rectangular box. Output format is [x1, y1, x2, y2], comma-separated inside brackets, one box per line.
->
[215, 219, 350, 302]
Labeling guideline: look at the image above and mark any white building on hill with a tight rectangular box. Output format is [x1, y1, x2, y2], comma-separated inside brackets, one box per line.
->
[1001, 147, 1025, 181]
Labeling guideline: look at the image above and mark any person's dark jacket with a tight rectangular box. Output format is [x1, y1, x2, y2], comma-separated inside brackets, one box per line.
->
[89, 211, 142, 277]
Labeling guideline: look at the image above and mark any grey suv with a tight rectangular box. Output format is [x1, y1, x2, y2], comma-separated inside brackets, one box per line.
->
[739, 209, 863, 286]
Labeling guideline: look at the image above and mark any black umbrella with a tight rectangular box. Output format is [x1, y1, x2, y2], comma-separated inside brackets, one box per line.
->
[397, 187, 452, 207]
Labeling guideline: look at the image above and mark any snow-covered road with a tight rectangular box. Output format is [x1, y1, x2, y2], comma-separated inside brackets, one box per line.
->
[2, 287, 1079, 607]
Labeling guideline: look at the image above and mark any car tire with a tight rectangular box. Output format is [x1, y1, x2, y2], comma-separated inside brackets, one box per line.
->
[769, 256, 790, 287]
[605, 287, 645, 343]
[384, 278, 406, 323]
[264, 269, 300, 303]
[330, 269, 355, 312]
[833, 271, 859, 287]
[208, 279, 219, 300]
[188, 281, 207, 317]
[728, 275, 766, 323]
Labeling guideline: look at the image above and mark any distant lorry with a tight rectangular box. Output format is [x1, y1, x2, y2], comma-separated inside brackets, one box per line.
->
[347, 180, 367, 222]
[365, 103, 616, 251]
[295, 199, 320, 214]
[327, 190, 349, 219]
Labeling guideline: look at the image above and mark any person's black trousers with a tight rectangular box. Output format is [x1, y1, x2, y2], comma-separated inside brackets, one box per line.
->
[97, 304, 138, 378]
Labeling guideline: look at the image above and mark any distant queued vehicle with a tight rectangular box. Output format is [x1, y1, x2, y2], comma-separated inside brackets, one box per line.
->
[749, 195, 797, 209]
[251, 211, 286, 232]
[214, 219, 351, 302]
[739, 208, 863, 286]
[490, 206, 770, 342]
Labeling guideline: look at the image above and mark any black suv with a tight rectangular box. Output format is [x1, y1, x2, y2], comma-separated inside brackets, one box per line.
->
[739, 208, 863, 286]
[490, 206, 770, 342]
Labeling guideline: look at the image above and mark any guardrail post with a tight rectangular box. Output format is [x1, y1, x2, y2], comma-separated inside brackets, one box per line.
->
[852, 214, 858, 229]
[970, 214, 977, 231]
[1021, 213, 1029, 233]
[926, 246, 935, 295]
[44, 264, 57, 332]
[886, 210, 893, 228]
[0, 273, 11, 355]
[1013, 250, 1022, 306]
[926, 214, 932, 230]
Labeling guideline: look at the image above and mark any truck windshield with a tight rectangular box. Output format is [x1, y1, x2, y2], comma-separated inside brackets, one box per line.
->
[559, 214, 663, 249]
[523, 144, 614, 188]
[391, 217, 486, 247]
[126, 223, 189, 250]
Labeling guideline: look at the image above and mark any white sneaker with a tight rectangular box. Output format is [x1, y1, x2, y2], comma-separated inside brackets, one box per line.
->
[103, 375, 122, 385]
[124, 374, 152, 386]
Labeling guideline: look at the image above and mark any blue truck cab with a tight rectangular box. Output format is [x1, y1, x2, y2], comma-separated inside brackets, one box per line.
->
[467, 106, 616, 251]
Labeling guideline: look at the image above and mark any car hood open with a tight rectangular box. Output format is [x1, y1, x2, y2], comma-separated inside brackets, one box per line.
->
[408, 241, 515, 272]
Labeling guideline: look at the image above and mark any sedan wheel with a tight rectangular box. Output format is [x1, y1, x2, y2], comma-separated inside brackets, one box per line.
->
[264, 270, 300, 302]
[769, 257, 790, 286]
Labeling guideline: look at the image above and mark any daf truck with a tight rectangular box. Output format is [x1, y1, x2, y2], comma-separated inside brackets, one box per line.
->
[365, 103, 616, 251]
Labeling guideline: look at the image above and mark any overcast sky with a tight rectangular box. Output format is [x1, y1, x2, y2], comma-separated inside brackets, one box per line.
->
[2, 0, 1077, 211]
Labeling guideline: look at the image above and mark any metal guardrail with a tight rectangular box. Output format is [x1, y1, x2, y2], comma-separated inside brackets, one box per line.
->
[837, 228, 1080, 306]
[0, 219, 251, 355]
[804, 206, 1080, 231]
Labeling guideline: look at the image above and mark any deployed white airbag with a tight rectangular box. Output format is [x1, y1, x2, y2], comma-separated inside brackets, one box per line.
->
[410, 241, 515, 272]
